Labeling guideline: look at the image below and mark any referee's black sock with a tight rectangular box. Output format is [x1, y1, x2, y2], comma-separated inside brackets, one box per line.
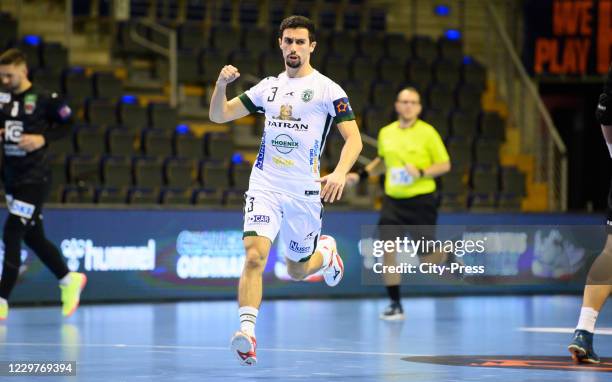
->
[386, 285, 401, 305]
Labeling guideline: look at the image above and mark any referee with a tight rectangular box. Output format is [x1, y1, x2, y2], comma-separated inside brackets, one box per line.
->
[0, 48, 86, 320]
[348, 87, 451, 320]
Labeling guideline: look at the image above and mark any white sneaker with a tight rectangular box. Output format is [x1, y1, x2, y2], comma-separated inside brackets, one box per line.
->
[230, 331, 257, 366]
[320, 235, 344, 287]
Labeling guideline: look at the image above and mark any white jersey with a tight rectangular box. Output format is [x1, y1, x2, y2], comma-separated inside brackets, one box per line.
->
[239, 69, 355, 201]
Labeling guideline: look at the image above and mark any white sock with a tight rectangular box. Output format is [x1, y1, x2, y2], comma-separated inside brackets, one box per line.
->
[239, 306, 258, 337]
[0, 297, 7, 305]
[316, 239, 333, 270]
[576, 307, 599, 333]
[59, 273, 72, 286]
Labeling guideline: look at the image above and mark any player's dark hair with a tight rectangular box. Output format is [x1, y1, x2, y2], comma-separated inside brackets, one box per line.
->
[0, 48, 27, 66]
[279, 15, 316, 43]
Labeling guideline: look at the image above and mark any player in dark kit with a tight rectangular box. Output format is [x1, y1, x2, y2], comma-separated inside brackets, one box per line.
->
[0, 48, 86, 320]
[567, 62, 612, 363]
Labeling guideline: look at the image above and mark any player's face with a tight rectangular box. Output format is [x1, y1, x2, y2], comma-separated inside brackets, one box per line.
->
[0, 63, 26, 93]
[395, 90, 422, 121]
[279, 28, 316, 69]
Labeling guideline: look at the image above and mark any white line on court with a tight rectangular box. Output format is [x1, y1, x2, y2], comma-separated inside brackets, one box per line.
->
[0, 342, 421, 357]
[518, 327, 612, 335]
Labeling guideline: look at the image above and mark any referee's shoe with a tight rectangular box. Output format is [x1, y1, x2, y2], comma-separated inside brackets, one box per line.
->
[568, 329, 600, 364]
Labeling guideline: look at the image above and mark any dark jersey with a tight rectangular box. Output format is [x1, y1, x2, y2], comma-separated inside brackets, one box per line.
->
[0, 85, 73, 188]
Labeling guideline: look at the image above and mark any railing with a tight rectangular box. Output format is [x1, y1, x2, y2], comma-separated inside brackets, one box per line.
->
[483, 0, 568, 211]
[129, 18, 178, 107]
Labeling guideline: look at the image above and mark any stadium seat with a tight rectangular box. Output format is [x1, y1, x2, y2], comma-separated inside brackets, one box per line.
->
[260, 51, 285, 77]
[469, 192, 497, 211]
[455, 84, 483, 114]
[95, 187, 128, 204]
[473, 138, 500, 166]
[439, 192, 468, 211]
[205, 132, 235, 161]
[118, 101, 148, 130]
[329, 31, 358, 58]
[199, 160, 230, 189]
[142, 128, 173, 157]
[462, 61, 487, 91]
[378, 57, 405, 82]
[193, 188, 224, 206]
[200, 49, 229, 83]
[160, 188, 192, 205]
[174, 130, 204, 159]
[165, 157, 197, 188]
[433, 59, 461, 89]
[480, 112, 506, 142]
[412, 35, 438, 64]
[31, 69, 62, 93]
[224, 189, 245, 207]
[86, 99, 117, 126]
[440, 171, 466, 193]
[471, 165, 499, 194]
[133, 157, 164, 188]
[41, 42, 68, 74]
[93, 72, 123, 99]
[128, 187, 159, 204]
[385, 33, 412, 63]
[358, 32, 386, 62]
[350, 55, 377, 84]
[75, 125, 106, 155]
[446, 137, 471, 172]
[427, 84, 455, 113]
[63, 185, 95, 204]
[501, 166, 527, 196]
[148, 103, 178, 130]
[107, 126, 138, 156]
[371, 81, 396, 108]
[422, 109, 450, 139]
[68, 155, 100, 186]
[405, 59, 432, 93]
[63, 69, 93, 107]
[450, 110, 479, 138]
[102, 155, 132, 188]
[231, 162, 251, 190]
[438, 37, 463, 64]
[178, 22, 205, 51]
[322, 54, 350, 84]
[242, 27, 273, 57]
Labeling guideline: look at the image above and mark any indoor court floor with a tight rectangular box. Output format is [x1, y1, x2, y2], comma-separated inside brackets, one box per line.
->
[0, 296, 610, 381]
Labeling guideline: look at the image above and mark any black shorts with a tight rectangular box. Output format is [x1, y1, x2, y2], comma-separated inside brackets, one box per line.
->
[377, 193, 439, 253]
[4, 183, 49, 222]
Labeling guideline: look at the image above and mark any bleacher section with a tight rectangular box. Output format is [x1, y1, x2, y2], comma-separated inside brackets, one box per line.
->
[0, 2, 526, 210]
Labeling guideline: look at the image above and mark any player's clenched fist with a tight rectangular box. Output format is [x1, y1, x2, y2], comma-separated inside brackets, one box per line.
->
[216, 65, 240, 86]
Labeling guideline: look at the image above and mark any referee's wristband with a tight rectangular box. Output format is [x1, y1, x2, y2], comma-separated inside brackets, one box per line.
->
[358, 168, 369, 181]
[418, 168, 425, 178]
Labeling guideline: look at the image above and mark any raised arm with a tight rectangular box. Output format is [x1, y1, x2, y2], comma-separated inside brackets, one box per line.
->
[209, 65, 250, 123]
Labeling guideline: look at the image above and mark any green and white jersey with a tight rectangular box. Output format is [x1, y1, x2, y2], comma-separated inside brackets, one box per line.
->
[239, 70, 355, 201]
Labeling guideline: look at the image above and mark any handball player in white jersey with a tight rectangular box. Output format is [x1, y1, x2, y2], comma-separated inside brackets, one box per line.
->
[209, 15, 362, 366]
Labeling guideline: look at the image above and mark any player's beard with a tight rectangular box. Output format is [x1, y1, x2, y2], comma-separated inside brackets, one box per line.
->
[286, 55, 302, 69]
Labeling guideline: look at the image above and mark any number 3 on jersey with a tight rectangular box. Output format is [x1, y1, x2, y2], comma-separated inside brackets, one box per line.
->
[267, 87, 278, 102]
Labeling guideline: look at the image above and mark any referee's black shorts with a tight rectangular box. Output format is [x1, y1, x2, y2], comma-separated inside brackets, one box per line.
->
[377, 192, 438, 254]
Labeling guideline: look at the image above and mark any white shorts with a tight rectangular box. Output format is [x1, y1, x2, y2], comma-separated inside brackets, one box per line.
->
[243, 189, 322, 262]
